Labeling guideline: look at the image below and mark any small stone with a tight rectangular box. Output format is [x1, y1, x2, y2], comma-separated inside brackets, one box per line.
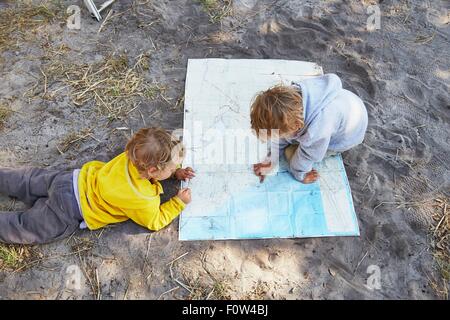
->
[328, 268, 336, 277]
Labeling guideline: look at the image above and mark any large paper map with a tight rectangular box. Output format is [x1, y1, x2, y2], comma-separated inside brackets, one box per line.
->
[179, 59, 359, 241]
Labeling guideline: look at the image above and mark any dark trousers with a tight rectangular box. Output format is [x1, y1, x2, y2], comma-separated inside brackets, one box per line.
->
[0, 168, 83, 244]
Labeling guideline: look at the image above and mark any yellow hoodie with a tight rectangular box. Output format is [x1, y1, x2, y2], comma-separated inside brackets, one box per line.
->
[77, 152, 185, 231]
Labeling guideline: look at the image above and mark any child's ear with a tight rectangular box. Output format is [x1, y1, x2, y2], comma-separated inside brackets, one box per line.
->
[147, 167, 158, 174]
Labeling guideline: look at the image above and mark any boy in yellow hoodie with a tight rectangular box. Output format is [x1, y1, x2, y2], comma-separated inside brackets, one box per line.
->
[0, 128, 194, 244]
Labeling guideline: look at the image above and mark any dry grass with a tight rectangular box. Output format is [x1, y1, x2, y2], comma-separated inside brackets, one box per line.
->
[41, 53, 158, 119]
[0, 104, 13, 130]
[68, 236, 96, 256]
[174, 252, 232, 299]
[414, 33, 436, 45]
[78, 254, 101, 300]
[0, 244, 36, 272]
[199, 0, 233, 23]
[181, 273, 232, 300]
[57, 128, 94, 154]
[181, 272, 269, 300]
[242, 281, 269, 300]
[210, 278, 232, 299]
[180, 276, 208, 300]
[42, 43, 72, 62]
[429, 198, 449, 299]
[66, 235, 101, 299]
[0, 1, 62, 52]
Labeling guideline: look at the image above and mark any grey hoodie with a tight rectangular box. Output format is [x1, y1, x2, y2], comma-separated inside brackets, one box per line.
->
[270, 73, 368, 181]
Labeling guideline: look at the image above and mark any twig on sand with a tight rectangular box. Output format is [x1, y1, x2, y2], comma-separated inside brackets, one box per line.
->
[372, 202, 386, 214]
[353, 251, 369, 274]
[372, 198, 436, 214]
[78, 253, 101, 300]
[7, 198, 16, 211]
[206, 287, 215, 300]
[167, 251, 189, 266]
[426, 270, 448, 300]
[64, 231, 77, 246]
[167, 252, 192, 295]
[362, 174, 372, 191]
[429, 198, 449, 299]
[123, 281, 129, 300]
[173, 277, 193, 294]
[142, 233, 153, 272]
[158, 286, 180, 300]
[97, 9, 113, 34]
[39, 67, 48, 97]
[138, 110, 146, 125]
[95, 268, 101, 300]
[434, 204, 447, 236]
[58, 128, 94, 154]
[12, 247, 91, 273]
[414, 32, 436, 45]
[126, 103, 140, 115]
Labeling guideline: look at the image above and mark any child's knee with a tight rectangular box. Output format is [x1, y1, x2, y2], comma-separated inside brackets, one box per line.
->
[284, 144, 299, 161]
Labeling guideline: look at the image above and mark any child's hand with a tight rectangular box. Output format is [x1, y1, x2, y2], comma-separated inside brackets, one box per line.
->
[176, 188, 192, 204]
[253, 161, 273, 183]
[174, 167, 195, 181]
[302, 169, 319, 184]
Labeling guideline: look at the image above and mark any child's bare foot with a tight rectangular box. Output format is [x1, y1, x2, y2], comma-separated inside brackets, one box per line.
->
[302, 169, 319, 184]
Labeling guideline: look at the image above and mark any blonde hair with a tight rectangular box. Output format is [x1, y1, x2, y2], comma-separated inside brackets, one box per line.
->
[125, 127, 184, 174]
[250, 84, 304, 137]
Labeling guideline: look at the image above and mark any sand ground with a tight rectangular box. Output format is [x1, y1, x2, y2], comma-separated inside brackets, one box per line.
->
[0, 0, 449, 299]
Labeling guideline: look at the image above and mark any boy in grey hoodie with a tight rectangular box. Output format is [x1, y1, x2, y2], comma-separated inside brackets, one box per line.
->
[251, 73, 368, 183]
